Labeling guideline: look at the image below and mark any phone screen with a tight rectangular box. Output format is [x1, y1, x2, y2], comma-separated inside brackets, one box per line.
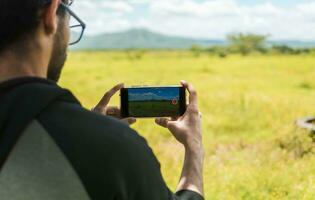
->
[121, 87, 186, 118]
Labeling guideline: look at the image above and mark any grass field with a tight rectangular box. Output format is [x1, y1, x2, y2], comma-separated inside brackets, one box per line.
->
[60, 51, 315, 200]
[129, 100, 180, 117]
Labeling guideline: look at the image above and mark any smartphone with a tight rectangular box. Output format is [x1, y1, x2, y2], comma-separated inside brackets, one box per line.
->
[120, 86, 186, 118]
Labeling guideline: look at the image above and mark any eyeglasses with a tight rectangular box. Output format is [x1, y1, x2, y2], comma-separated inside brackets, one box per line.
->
[43, 0, 86, 45]
[59, 1, 86, 45]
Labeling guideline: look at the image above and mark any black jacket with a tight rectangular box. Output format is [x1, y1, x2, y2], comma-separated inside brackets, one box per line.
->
[0, 77, 204, 200]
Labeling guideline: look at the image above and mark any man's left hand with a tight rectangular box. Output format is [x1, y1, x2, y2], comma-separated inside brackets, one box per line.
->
[92, 83, 137, 126]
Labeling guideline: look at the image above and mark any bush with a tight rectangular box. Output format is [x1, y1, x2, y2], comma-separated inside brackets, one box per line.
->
[227, 33, 268, 55]
[190, 45, 203, 57]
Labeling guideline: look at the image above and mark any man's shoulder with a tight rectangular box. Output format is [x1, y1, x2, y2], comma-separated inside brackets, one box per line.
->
[37, 100, 154, 165]
[38, 99, 157, 163]
[38, 100, 137, 141]
[36, 99, 168, 199]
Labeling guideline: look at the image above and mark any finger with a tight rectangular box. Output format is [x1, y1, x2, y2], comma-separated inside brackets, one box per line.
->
[97, 83, 124, 108]
[155, 118, 170, 128]
[92, 106, 106, 114]
[180, 80, 198, 108]
[121, 118, 137, 126]
[106, 106, 121, 118]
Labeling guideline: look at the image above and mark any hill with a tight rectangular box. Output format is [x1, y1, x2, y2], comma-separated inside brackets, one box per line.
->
[73, 28, 224, 50]
[72, 28, 315, 50]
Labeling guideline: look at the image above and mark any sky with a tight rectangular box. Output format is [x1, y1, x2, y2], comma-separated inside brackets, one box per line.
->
[71, 0, 315, 40]
[128, 88, 179, 101]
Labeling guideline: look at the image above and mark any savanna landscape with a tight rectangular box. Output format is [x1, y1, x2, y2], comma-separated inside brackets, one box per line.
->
[60, 50, 315, 199]
[128, 101, 180, 117]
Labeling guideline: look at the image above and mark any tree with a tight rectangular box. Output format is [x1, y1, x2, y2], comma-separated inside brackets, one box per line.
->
[190, 45, 203, 57]
[271, 45, 295, 54]
[227, 33, 268, 55]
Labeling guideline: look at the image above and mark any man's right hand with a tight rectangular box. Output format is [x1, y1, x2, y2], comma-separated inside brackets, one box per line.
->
[155, 80, 204, 197]
[155, 80, 202, 149]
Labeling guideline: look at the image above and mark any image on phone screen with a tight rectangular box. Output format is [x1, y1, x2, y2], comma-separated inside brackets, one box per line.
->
[121, 87, 186, 118]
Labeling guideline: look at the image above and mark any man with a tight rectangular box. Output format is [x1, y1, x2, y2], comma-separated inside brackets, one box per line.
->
[0, 0, 204, 200]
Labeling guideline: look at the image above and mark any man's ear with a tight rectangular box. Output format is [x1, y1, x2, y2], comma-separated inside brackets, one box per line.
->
[43, 0, 60, 35]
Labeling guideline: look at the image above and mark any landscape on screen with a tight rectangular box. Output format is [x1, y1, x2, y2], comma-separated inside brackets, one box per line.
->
[128, 88, 180, 117]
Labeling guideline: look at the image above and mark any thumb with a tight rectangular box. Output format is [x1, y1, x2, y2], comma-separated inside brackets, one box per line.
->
[96, 83, 124, 109]
[155, 118, 171, 128]
[166, 120, 178, 131]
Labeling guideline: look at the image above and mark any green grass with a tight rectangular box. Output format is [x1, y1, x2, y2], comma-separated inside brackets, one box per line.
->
[129, 101, 180, 117]
[60, 51, 315, 200]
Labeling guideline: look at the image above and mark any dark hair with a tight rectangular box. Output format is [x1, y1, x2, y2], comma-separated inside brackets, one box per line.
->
[0, 0, 65, 53]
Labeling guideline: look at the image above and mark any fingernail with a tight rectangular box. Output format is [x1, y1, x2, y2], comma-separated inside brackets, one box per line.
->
[180, 80, 187, 85]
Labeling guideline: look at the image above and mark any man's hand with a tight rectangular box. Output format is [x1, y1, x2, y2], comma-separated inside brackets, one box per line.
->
[92, 83, 137, 126]
[155, 80, 202, 149]
[155, 80, 204, 197]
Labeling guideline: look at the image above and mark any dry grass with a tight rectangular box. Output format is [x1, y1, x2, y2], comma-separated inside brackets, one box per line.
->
[60, 51, 315, 199]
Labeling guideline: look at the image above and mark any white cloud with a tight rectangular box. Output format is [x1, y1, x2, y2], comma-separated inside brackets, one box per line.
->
[150, 0, 240, 18]
[128, 0, 151, 5]
[71, 1, 133, 35]
[72, 0, 315, 40]
[143, 0, 315, 40]
[297, 2, 315, 14]
[100, 1, 133, 13]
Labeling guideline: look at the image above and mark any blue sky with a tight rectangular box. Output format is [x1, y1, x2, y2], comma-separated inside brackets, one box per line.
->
[128, 88, 179, 101]
[72, 0, 315, 40]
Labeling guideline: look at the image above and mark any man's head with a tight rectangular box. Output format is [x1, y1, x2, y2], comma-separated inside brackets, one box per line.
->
[0, 0, 72, 82]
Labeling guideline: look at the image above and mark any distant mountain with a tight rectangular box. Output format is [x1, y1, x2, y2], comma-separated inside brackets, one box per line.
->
[129, 92, 168, 101]
[73, 28, 224, 50]
[72, 28, 315, 50]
